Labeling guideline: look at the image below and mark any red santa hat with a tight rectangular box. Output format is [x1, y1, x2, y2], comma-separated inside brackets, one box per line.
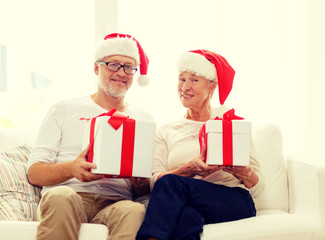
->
[94, 33, 150, 86]
[177, 49, 235, 105]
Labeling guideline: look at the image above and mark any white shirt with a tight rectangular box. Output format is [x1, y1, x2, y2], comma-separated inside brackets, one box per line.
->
[28, 95, 154, 200]
[151, 106, 265, 199]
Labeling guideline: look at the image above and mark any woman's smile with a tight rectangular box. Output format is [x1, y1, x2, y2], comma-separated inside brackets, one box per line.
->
[181, 92, 194, 100]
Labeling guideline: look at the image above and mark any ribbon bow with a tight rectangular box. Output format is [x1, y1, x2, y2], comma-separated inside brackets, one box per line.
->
[80, 108, 129, 130]
[199, 108, 244, 165]
[105, 108, 130, 130]
[214, 108, 244, 121]
[81, 108, 135, 177]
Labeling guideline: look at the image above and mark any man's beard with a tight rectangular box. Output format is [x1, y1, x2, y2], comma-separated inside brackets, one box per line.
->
[107, 84, 128, 98]
[100, 80, 129, 99]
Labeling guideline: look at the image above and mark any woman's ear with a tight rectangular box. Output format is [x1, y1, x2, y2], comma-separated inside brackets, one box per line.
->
[210, 81, 218, 95]
[94, 62, 99, 75]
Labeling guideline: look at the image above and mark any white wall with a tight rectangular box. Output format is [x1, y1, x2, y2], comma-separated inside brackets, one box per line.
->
[95, 0, 325, 157]
[0, 0, 95, 130]
[1, 0, 323, 159]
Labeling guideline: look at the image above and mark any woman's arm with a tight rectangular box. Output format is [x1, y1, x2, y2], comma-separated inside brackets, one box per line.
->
[224, 137, 265, 195]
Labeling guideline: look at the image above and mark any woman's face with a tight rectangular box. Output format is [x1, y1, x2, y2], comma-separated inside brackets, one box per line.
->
[177, 71, 217, 109]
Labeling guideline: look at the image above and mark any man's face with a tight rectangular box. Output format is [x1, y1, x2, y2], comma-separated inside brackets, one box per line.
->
[95, 55, 136, 98]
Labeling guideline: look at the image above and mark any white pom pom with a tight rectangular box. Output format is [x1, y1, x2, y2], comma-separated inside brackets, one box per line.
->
[137, 75, 150, 86]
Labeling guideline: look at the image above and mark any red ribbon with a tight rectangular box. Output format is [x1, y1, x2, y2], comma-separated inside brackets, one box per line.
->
[82, 108, 136, 177]
[199, 109, 244, 165]
[119, 118, 135, 177]
[198, 124, 208, 162]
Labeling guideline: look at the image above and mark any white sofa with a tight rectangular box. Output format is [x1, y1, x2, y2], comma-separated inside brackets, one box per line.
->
[0, 124, 324, 240]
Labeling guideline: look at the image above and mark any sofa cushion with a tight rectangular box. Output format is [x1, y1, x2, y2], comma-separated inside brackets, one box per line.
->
[252, 124, 288, 212]
[0, 145, 41, 221]
[0, 221, 109, 240]
[201, 212, 318, 240]
[0, 127, 35, 151]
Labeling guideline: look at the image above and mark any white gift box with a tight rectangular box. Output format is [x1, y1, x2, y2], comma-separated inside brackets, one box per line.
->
[83, 115, 156, 178]
[205, 120, 251, 166]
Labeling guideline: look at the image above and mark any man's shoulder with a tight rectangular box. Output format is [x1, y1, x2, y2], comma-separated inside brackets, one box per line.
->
[49, 96, 91, 112]
[58, 96, 90, 107]
[126, 104, 155, 122]
[44, 96, 98, 121]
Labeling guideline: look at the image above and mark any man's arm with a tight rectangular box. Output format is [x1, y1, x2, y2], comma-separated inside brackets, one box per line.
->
[28, 145, 105, 186]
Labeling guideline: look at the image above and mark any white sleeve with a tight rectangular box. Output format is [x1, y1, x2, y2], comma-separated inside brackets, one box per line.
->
[248, 137, 265, 198]
[150, 125, 169, 191]
[27, 102, 65, 169]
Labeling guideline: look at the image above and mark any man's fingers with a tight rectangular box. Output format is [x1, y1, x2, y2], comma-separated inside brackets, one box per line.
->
[80, 145, 91, 158]
[80, 170, 105, 182]
[83, 161, 97, 170]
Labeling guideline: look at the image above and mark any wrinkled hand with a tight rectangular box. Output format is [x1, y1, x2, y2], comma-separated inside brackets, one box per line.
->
[180, 145, 224, 178]
[223, 165, 258, 188]
[70, 145, 105, 182]
[130, 177, 150, 196]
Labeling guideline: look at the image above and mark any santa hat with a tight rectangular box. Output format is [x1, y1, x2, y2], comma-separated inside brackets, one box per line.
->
[94, 33, 150, 86]
[177, 49, 235, 105]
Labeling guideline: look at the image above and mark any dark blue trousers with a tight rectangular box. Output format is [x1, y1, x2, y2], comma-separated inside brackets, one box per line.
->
[136, 174, 256, 240]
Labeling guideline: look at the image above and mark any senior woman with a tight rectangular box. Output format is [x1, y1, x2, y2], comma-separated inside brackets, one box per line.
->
[136, 50, 265, 240]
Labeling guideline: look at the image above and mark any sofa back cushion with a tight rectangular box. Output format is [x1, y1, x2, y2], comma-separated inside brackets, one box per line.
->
[252, 124, 289, 212]
[0, 124, 288, 219]
[0, 145, 41, 221]
[0, 127, 35, 151]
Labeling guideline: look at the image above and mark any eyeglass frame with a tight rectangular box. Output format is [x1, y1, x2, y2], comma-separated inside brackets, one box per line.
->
[98, 61, 138, 75]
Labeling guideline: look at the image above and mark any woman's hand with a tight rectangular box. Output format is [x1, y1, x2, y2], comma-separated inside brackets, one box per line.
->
[180, 159, 222, 178]
[177, 145, 224, 178]
[156, 145, 223, 180]
[223, 165, 259, 189]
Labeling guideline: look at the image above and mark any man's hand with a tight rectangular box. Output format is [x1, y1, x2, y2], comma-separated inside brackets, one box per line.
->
[130, 177, 150, 196]
[28, 145, 105, 186]
[70, 145, 105, 182]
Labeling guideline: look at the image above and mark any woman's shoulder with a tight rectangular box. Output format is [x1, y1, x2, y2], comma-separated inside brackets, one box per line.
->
[211, 105, 231, 119]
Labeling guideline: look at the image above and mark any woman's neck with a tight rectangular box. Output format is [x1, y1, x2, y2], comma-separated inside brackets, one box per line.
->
[185, 105, 211, 122]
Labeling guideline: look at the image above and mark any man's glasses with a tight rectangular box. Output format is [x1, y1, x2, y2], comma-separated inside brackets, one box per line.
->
[99, 62, 138, 75]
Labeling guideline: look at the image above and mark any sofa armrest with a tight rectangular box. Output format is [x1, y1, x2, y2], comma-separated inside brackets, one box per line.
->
[286, 154, 325, 236]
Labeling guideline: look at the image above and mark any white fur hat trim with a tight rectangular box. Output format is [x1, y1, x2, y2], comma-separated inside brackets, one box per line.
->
[137, 75, 150, 86]
[177, 52, 217, 81]
[94, 38, 140, 66]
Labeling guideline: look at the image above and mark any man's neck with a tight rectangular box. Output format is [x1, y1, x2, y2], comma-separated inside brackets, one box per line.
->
[91, 92, 128, 112]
